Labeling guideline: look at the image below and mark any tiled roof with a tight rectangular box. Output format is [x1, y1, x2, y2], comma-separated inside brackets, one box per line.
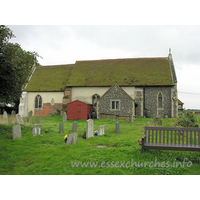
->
[25, 64, 74, 92]
[25, 56, 175, 91]
[66, 57, 174, 87]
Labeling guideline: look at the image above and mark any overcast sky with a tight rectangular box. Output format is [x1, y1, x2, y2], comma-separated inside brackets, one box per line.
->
[7, 25, 200, 109]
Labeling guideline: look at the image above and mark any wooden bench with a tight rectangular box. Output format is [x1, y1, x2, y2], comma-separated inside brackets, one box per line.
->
[141, 126, 200, 152]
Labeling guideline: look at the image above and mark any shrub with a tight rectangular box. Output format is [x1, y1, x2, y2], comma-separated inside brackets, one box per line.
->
[177, 112, 198, 127]
[153, 116, 162, 126]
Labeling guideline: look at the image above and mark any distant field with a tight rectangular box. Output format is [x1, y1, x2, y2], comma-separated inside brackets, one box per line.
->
[0, 116, 200, 175]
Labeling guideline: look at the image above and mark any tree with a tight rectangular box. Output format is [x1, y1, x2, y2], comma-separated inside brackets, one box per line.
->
[0, 25, 40, 104]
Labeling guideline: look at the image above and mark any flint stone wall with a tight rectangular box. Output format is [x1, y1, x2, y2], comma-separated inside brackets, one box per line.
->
[97, 85, 134, 119]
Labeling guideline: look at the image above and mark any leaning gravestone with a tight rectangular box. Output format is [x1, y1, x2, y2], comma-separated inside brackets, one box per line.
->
[16, 114, 24, 125]
[116, 122, 120, 133]
[59, 123, 64, 133]
[86, 119, 94, 139]
[12, 125, 22, 140]
[98, 125, 105, 136]
[32, 125, 42, 136]
[63, 112, 67, 123]
[66, 133, 78, 145]
[72, 121, 78, 132]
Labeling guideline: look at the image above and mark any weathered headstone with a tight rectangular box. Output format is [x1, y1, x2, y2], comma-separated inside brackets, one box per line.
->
[98, 125, 105, 136]
[32, 125, 42, 136]
[72, 121, 78, 132]
[116, 122, 120, 133]
[3, 111, 8, 119]
[59, 123, 64, 133]
[12, 125, 22, 140]
[86, 119, 94, 139]
[129, 111, 134, 123]
[28, 111, 33, 118]
[16, 114, 24, 125]
[66, 133, 78, 145]
[2, 111, 8, 124]
[63, 112, 67, 123]
[11, 110, 16, 116]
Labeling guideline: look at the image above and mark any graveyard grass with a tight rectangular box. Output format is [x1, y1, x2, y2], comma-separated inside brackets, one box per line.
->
[0, 116, 200, 175]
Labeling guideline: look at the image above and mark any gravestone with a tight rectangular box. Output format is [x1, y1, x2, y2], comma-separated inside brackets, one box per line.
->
[129, 111, 134, 123]
[116, 122, 120, 133]
[32, 125, 42, 136]
[28, 111, 33, 118]
[86, 119, 94, 139]
[59, 123, 64, 133]
[66, 133, 78, 145]
[3, 111, 8, 119]
[63, 112, 67, 123]
[3, 111, 8, 124]
[98, 125, 105, 136]
[72, 121, 78, 132]
[196, 116, 199, 123]
[11, 110, 16, 116]
[16, 114, 24, 125]
[12, 125, 22, 140]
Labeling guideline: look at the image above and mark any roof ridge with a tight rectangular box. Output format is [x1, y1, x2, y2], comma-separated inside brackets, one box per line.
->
[76, 57, 168, 63]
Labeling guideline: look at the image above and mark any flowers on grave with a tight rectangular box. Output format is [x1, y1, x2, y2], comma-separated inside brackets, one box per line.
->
[94, 130, 98, 135]
[64, 134, 68, 139]
[64, 134, 68, 143]
[45, 129, 49, 133]
[137, 137, 142, 145]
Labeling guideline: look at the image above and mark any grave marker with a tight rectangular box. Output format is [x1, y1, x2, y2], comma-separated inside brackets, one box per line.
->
[72, 121, 78, 132]
[66, 133, 78, 145]
[63, 112, 67, 123]
[2, 111, 8, 124]
[11, 110, 16, 116]
[3, 111, 8, 119]
[98, 125, 105, 136]
[12, 125, 21, 140]
[86, 119, 94, 139]
[116, 122, 120, 133]
[16, 114, 24, 125]
[59, 123, 64, 133]
[28, 111, 33, 118]
[32, 125, 42, 136]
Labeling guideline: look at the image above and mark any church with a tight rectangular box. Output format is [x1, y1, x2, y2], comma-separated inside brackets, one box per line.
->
[19, 49, 178, 119]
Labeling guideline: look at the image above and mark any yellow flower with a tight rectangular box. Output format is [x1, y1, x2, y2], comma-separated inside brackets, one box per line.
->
[64, 134, 68, 139]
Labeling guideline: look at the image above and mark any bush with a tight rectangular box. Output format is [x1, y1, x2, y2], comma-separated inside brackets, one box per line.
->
[153, 116, 162, 126]
[177, 112, 198, 127]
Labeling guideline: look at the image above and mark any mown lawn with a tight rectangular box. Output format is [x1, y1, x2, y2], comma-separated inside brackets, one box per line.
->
[0, 116, 200, 175]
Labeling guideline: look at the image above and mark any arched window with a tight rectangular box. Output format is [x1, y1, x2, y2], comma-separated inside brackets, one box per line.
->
[35, 95, 42, 109]
[158, 92, 163, 109]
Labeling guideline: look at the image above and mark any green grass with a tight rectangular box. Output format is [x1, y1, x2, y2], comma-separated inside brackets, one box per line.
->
[0, 116, 200, 175]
